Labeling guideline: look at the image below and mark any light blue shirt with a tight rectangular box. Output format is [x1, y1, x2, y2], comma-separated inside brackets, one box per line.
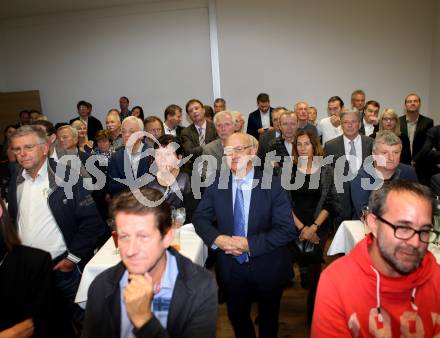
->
[231, 168, 255, 236]
[119, 251, 178, 338]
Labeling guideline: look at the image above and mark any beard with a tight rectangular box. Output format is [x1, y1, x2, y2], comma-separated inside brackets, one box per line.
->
[377, 232, 425, 275]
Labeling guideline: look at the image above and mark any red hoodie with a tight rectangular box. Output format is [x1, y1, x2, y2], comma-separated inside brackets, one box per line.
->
[312, 235, 440, 337]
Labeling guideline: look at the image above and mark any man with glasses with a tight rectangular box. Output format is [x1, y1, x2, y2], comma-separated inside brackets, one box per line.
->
[8, 125, 105, 334]
[193, 132, 296, 338]
[312, 180, 440, 337]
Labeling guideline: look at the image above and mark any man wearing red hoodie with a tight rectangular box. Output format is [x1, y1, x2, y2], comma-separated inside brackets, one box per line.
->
[312, 180, 440, 337]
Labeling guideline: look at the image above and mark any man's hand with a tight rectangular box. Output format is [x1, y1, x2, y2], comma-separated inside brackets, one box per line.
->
[0, 319, 34, 338]
[330, 115, 341, 126]
[53, 258, 75, 272]
[411, 160, 416, 167]
[257, 127, 267, 134]
[124, 274, 154, 329]
[231, 236, 249, 253]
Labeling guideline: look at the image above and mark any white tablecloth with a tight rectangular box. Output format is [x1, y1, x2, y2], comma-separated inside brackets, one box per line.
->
[327, 220, 440, 264]
[75, 223, 207, 305]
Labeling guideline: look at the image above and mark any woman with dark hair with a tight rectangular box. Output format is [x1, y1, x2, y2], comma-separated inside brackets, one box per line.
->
[147, 135, 196, 223]
[0, 199, 54, 337]
[288, 129, 341, 324]
[131, 105, 145, 121]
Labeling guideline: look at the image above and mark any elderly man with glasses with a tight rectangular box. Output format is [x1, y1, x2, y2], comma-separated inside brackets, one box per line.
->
[312, 180, 440, 337]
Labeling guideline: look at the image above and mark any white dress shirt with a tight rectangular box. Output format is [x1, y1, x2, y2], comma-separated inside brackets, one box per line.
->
[363, 119, 375, 137]
[163, 122, 176, 136]
[260, 110, 271, 129]
[18, 160, 67, 259]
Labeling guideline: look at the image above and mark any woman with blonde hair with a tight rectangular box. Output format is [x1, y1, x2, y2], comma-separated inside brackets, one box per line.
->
[71, 119, 94, 153]
[378, 108, 411, 164]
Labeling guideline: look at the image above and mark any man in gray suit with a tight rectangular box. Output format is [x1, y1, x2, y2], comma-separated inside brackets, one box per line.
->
[324, 108, 373, 221]
[203, 111, 235, 171]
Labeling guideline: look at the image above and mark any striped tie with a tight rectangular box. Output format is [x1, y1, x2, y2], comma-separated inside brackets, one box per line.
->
[198, 127, 205, 146]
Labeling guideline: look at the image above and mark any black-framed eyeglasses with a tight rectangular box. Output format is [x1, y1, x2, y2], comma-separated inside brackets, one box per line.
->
[373, 213, 439, 244]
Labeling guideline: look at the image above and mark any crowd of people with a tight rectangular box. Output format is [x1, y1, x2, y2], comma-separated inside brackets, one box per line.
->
[0, 90, 439, 338]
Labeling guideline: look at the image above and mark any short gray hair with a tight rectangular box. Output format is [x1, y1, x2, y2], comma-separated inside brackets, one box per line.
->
[58, 125, 78, 143]
[213, 110, 233, 125]
[10, 125, 48, 144]
[340, 108, 360, 122]
[122, 116, 144, 131]
[373, 130, 402, 153]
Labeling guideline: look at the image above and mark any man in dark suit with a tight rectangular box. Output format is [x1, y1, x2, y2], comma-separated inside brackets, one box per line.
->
[82, 188, 217, 338]
[257, 106, 287, 166]
[193, 132, 296, 338]
[246, 93, 273, 140]
[359, 100, 380, 137]
[163, 104, 184, 139]
[181, 99, 217, 174]
[399, 93, 434, 184]
[107, 116, 152, 196]
[69, 100, 103, 142]
[324, 108, 373, 221]
[294, 101, 318, 138]
[415, 124, 440, 181]
[351, 89, 366, 119]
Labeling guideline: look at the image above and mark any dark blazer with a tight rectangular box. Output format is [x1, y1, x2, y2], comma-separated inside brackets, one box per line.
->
[431, 173, 440, 196]
[257, 129, 278, 167]
[324, 134, 373, 221]
[70, 115, 103, 142]
[82, 248, 218, 338]
[107, 144, 152, 196]
[350, 163, 418, 219]
[181, 122, 217, 173]
[246, 108, 273, 140]
[8, 159, 105, 268]
[399, 114, 434, 161]
[192, 169, 296, 287]
[415, 125, 440, 164]
[269, 136, 292, 175]
[0, 245, 54, 337]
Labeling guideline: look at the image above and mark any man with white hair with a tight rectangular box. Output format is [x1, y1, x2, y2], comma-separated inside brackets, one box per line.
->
[351, 131, 418, 219]
[203, 111, 236, 171]
[107, 116, 152, 196]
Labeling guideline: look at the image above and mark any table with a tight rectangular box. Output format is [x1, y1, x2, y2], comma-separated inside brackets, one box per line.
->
[75, 223, 207, 305]
[327, 220, 440, 264]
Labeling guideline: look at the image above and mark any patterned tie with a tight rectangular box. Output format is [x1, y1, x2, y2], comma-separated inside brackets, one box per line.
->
[233, 180, 248, 264]
[349, 140, 357, 173]
[198, 127, 205, 146]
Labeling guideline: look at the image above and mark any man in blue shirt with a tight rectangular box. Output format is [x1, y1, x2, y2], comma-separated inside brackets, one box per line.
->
[193, 132, 296, 338]
[82, 188, 217, 338]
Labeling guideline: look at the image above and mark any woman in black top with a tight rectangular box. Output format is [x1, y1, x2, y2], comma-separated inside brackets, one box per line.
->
[289, 130, 341, 323]
[0, 199, 54, 337]
[148, 135, 196, 224]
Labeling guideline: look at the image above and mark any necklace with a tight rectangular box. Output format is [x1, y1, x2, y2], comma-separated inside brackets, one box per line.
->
[0, 252, 8, 267]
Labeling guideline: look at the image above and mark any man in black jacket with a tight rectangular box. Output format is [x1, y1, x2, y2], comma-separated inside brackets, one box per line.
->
[69, 100, 103, 142]
[82, 188, 217, 338]
[8, 125, 105, 328]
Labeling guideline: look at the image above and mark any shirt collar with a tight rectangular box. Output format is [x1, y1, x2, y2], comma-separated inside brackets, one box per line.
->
[232, 167, 254, 189]
[195, 120, 207, 131]
[343, 134, 361, 144]
[164, 122, 175, 132]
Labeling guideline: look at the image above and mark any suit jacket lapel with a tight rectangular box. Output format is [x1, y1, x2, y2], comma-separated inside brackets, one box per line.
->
[223, 174, 234, 235]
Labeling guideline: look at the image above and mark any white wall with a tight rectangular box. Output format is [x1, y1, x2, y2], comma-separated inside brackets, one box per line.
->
[429, 0, 440, 124]
[217, 0, 435, 120]
[0, 0, 212, 124]
[0, 0, 438, 125]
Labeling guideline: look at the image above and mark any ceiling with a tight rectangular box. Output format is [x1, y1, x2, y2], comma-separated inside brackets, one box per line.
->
[0, 0, 173, 20]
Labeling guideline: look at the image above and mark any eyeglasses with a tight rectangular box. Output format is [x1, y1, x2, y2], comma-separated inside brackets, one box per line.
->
[373, 213, 439, 244]
[224, 145, 252, 155]
[10, 143, 45, 155]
